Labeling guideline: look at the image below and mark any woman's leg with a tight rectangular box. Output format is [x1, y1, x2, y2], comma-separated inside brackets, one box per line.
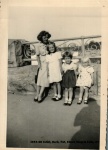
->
[38, 86, 45, 101]
[34, 85, 40, 100]
[68, 88, 73, 104]
[84, 87, 89, 104]
[37, 85, 40, 97]
[77, 86, 84, 104]
[64, 88, 68, 104]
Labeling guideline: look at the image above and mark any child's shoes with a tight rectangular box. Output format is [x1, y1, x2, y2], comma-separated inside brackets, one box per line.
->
[64, 102, 68, 105]
[52, 94, 61, 101]
[67, 99, 72, 106]
[64, 98, 68, 105]
[77, 98, 82, 104]
[52, 96, 57, 101]
[55, 95, 62, 101]
[52, 94, 58, 101]
[84, 99, 88, 104]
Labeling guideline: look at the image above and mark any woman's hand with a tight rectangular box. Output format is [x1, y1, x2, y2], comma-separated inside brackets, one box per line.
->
[91, 80, 94, 86]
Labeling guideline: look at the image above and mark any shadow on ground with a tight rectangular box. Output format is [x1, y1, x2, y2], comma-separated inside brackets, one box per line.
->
[6, 93, 100, 149]
[69, 98, 100, 149]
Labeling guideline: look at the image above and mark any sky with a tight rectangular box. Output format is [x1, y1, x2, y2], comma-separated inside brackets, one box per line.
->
[8, 7, 101, 42]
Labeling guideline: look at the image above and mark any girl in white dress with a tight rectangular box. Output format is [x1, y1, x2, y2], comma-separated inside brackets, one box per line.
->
[46, 42, 62, 101]
[76, 57, 94, 104]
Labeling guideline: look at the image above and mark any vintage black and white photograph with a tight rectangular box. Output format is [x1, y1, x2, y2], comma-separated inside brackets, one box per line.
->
[7, 4, 102, 149]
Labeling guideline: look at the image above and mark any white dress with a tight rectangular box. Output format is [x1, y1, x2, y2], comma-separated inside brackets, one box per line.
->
[46, 51, 62, 83]
[76, 64, 94, 88]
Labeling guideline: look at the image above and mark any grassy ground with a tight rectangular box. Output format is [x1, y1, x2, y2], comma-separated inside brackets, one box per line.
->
[7, 92, 100, 149]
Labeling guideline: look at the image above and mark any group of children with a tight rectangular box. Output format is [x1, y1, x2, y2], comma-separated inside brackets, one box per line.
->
[34, 41, 94, 105]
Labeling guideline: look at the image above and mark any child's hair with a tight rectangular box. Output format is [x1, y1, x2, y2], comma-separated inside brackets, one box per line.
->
[63, 51, 72, 59]
[81, 56, 91, 66]
[47, 42, 57, 54]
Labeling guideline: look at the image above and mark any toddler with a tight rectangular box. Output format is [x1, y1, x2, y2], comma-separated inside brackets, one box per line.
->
[76, 57, 94, 104]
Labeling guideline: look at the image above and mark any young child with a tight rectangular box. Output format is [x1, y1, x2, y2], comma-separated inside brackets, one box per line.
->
[46, 42, 62, 101]
[62, 51, 77, 106]
[76, 57, 94, 104]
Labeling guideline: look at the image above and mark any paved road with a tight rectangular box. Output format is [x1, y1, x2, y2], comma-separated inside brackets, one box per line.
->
[7, 93, 100, 149]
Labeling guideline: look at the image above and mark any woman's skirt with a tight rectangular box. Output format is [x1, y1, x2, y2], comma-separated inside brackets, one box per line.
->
[37, 61, 49, 87]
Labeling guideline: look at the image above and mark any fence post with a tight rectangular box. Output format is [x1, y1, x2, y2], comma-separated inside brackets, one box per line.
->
[81, 36, 85, 57]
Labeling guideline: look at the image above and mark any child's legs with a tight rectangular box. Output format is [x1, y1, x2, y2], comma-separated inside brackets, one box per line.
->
[56, 82, 61, 97]
[68, 88, 73, 102]
[53, 83, 57, 96]
[79, 86, 84, 100]
[64, 88, 69, 102]
[84, 87, 89, 100]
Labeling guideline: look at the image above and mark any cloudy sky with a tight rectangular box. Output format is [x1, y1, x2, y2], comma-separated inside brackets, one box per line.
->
[8, 7, 101, 42]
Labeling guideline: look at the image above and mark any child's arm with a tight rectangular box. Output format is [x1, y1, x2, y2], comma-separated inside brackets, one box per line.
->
[59, 59, 63, 75]
[46, 62, 49, 77]
[46, 55, 49, 77]
[88, 67, 94, 85]
[73, 63, 78, 80]
[91, 72, 94, 85]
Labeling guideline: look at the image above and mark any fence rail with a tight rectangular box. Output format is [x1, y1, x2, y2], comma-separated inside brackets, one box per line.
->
[8, 35, 101, 96]
[21, 35, 101, 61]
[22, 35, 101, 45]
[23, 56, 101, 62]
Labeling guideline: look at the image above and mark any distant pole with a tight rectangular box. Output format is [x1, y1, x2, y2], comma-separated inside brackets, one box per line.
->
[81, 36, 85, 57]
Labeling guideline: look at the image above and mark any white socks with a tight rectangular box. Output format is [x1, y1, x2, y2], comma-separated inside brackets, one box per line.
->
[65, 98, 68, 103]
[68, 98, 72, 103]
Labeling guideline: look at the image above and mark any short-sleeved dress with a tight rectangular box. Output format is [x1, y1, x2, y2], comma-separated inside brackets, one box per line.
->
[76, 64, 94, 88]
[62, 62, 77, 88]
[46, 51, 62, 83]
[36, 42, 49, 87]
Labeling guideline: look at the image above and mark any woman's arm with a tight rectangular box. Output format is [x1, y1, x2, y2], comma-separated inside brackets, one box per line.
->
[37, 55, 41, 69]
[35, 43, 42, 69]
